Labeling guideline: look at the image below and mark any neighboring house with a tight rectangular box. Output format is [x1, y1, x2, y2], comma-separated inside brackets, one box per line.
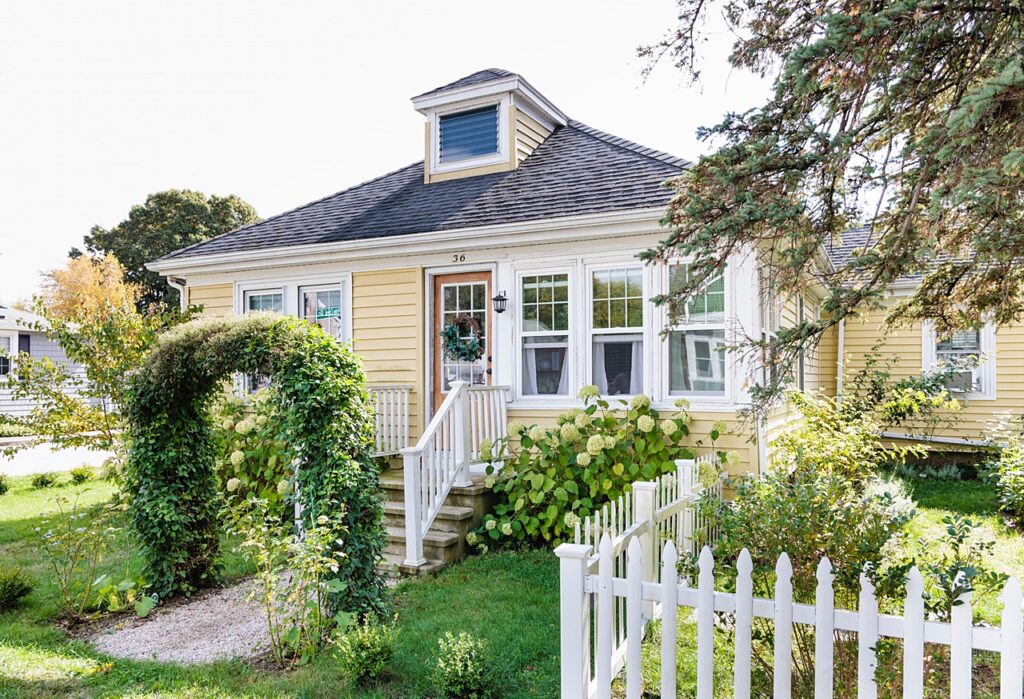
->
[142, 69, 898, 571]
[831, 227, 1024, 450]
[0, 305, 87, 418]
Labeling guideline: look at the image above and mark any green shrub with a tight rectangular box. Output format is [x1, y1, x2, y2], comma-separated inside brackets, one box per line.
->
[432, 631, 495, 699]
[995, 437, 1024, 525]
[124, 314, 386, 615]
[770, 392, 897, 485]
[479, 389, 704, 547]
[69, 465, 95, 485]
[335, 616, 397, 685]
[0, 474, 9, 497]
[0, 418, 33, 438]
[714, 469, 913, 696]
[30, 472, 58, 489]
[213, 388, 293, 519]
[0, 567, 33, 612]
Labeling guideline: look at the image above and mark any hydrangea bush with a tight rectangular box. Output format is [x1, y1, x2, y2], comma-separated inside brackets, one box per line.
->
[475, 387, 700, 547]
[213, 388, 294, 519]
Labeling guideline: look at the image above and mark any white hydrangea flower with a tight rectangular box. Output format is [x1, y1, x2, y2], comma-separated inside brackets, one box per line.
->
[500, 522, 513, 536]
[230, 450, 245, 466]
[563, 512, 581, 529]
[560, 424, 581, 443]
[484, 475, 497, 489]
[586, 435, 605, 456]
[660, 419, 678, 437]
[235, 419, 254, 435]
[529, 426, 545, 442]
[466, 532, 479, 546]
[277, 479, 290, 495]
[477, 543, 489, 554]
[574, 413, 589, 429]
[478, 439, 493, 462]
[256, 414, 268, 426]
[674, 397, 691, 410]
[485, 519, 496, 530]
[221, 419, 235, 431]
[725, 451, 741, 469]
[578, 384, 600, 400]
[226, 477, 240, 492]
[630, 394, 651, 410]
[576, 452, 592, 467]
[603, 435, 617, 449]
[637, 415, 655, 433]
[711, 419, 729, 435]
[507, 421, 526, 438]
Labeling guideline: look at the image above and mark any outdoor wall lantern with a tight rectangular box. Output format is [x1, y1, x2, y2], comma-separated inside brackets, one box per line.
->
[491, 291, 508, 314]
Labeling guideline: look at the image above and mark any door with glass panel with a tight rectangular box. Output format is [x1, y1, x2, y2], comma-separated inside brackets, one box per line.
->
[433, 272, 492, 412]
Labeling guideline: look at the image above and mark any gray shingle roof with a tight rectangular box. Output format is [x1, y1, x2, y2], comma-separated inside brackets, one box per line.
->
[414, 68, 517, 99]
[162, 120, 690, 261]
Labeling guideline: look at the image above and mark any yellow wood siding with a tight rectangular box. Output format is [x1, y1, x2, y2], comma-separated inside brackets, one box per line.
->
[843, 302, 1024, 443]
[506, 408, 756, 478]
[818, 324, 839, 398]
[351, 268, 425, 438]
[187, 283, 233, 317]
[515, 108, 552, 164]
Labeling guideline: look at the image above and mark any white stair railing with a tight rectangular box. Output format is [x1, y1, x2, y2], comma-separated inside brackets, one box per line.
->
[367, 385, 412, 457]
[399, 381, 509, 567]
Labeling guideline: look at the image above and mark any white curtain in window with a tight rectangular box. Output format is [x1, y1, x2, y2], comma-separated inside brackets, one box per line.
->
[523, 348, 538, 395]
[630, 339, 643, 394]
[593, 341, 607, 393]
[556, 353, 568, 395]
[593, 336, 642, 395]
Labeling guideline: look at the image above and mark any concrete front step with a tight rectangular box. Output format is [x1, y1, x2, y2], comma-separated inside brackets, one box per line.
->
[377, 467, 497, 577]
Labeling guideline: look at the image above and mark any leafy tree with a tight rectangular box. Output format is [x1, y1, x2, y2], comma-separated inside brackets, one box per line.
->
[77, 190, 259, 308]
[5, 256, 184, 467]
[641, 1, 1024, 411]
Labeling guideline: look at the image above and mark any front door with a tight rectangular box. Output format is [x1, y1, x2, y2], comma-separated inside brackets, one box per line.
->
[432, 271, 492, 412]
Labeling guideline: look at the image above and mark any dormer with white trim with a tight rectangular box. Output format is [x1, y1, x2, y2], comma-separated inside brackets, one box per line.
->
[412, 69, 568, 184]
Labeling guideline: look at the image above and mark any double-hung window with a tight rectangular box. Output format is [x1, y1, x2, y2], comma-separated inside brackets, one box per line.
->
[520, 273, 570, 396]
[301, 285, 343, 339]
[242, 289, 283, 391]
[667, 265, 727, 396]
[923, 323, 995, 398]
[758, 268, 782, 388]
[0, 332, 16, 378]
[591, 267, 644, 396]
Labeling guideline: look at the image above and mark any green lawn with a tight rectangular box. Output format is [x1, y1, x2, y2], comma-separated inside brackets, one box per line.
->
[0, 475, 560, 698]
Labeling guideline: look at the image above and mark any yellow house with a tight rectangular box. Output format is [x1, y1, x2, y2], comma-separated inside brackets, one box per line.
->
[146, 69, 838, 571]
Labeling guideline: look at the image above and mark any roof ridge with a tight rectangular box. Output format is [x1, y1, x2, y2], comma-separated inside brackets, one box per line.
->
[161, 161, 426, 260]
[567, 119, 691, 170]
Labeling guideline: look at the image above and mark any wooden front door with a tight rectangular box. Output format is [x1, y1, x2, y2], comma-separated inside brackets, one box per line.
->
[432, 271, 493, 412]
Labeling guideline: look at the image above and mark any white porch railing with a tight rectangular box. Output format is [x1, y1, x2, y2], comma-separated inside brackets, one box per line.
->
[400, 381, 509, 567]
[367, 385, 412, 458]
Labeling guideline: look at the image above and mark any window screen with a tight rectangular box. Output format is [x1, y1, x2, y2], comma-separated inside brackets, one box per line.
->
[439, 106, 499, 163]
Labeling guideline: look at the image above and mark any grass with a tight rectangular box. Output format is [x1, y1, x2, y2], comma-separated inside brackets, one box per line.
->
[0, 474, 559, 698]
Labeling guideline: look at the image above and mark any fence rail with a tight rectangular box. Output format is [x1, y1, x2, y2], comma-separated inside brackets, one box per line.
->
[367, 385, 412, 457]
[557, 537, 1024, 699]
[400, 381, 509, 567]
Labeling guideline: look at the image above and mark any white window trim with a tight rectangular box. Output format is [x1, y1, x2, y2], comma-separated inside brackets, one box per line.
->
[0, 330, 18, 380]
[428, 94, 510, 175]
[921, 321, 997, 401]
[662, 262, 731, 400]
[512, 266, 576, 403]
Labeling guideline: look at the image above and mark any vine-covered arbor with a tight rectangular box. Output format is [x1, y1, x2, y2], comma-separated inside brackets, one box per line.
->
[123, 313, 385, 614]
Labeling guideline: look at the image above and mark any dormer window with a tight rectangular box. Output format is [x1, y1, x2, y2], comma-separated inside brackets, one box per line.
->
[439, 105, 499, 163]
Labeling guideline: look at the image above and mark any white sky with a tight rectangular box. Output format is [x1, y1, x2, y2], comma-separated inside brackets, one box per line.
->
[0, 0, 769, 304]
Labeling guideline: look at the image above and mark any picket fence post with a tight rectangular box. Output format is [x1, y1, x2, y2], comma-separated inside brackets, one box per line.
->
[555, 542, 591, 699]
[633, 481, 657, 621]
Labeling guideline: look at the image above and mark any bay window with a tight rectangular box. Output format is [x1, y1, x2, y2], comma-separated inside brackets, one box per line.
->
[591, 267, 643, 396]
[667, 265, 727, 396]
[520, 273, 570, 396]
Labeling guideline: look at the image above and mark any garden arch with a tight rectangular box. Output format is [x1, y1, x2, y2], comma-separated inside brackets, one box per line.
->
[123, 313, 385, 613]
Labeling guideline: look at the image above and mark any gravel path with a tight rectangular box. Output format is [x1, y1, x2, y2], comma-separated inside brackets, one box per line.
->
[90, 580, 270, 664]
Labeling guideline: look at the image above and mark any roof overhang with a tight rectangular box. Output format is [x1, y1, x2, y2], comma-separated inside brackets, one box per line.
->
[147, 207, 666, 277]
[412, 75, 568, 129]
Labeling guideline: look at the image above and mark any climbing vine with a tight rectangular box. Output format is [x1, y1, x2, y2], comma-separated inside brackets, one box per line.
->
[123, 313, 386, 615]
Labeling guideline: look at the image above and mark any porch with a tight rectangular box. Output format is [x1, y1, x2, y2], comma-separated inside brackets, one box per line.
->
[368, 381, 510, 575]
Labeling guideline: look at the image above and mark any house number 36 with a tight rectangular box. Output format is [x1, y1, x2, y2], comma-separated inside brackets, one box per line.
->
[452, 254, 466, 262]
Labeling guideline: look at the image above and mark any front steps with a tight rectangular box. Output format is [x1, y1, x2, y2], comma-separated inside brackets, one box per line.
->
[378, 467, 495, 577]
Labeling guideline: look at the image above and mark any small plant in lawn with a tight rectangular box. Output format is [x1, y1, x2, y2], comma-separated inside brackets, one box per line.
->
[0, 567, 34, 612]
[31, 472, 59, 489]
[0, 473, 9, 496]
[224, 497, 351, 667]
[35, 493, 120, 622]
[432, 631, 495, 699]
[69, 464, 95, 485]
[335, 615, 397, 686]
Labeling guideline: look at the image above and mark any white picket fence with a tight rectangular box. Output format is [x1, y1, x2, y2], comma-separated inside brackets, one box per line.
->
[556, 536, 1024, 698]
